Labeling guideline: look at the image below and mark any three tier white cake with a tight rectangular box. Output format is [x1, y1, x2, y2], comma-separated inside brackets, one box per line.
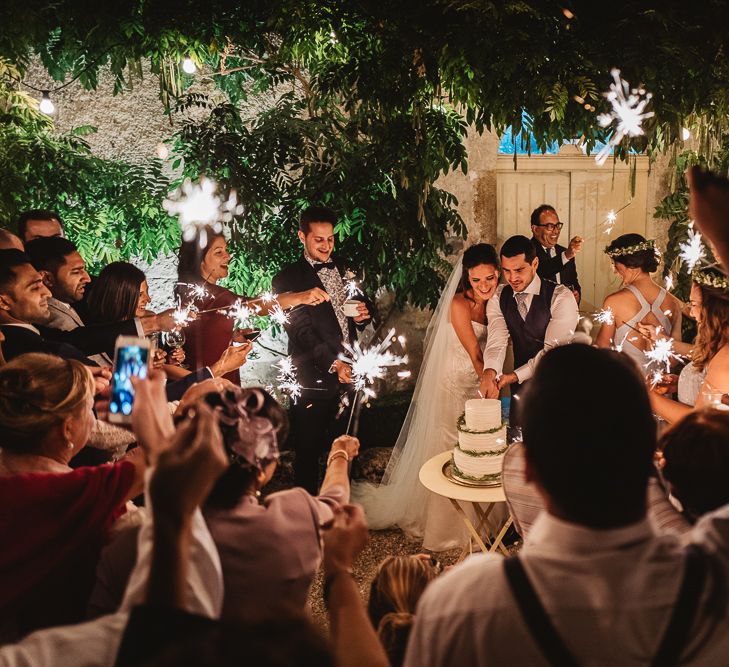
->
[451, 398, 507, 484]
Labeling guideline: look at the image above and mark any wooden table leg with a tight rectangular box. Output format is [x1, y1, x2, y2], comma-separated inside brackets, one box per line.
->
[489, 516, 513, 556]
[448, 498, 489, 561]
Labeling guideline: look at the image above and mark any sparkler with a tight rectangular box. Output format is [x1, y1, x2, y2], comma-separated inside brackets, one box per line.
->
[177, 282, 210, 302]
[345, 279, 363, 300]
[603, 209, 617, 235]
[269, 304, 290, 326]
[260, 290, 278, 304]
[678, 222, 706, 273]
[340, 328, 408, 434]
[595, 69, 654, 165]
[172, 301, 196, 327]
[664, 274, 674, 291]
[594, 307, 614, 326]
[226, 300, 256, 329]
[645, 337, 681, 373]
[275, 356, 302, 404]
[163, 176, 243, 242]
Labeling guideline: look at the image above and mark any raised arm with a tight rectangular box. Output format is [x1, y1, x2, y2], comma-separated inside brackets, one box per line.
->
[450, 296, 485, 378]
[480, 288, 508, 398]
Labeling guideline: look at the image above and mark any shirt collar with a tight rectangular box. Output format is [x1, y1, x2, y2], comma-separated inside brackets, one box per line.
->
[2, 322, 41, 335]
[49, 297, 70, 310]
[525, 511, 655, 555]
[514, 273, 542, 298]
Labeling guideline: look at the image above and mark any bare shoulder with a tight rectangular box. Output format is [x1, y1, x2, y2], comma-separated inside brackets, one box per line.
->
[451, 292, 471, 314]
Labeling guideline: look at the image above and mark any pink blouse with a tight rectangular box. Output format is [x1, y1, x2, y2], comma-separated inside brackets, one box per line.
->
[204, 485, 345, 619]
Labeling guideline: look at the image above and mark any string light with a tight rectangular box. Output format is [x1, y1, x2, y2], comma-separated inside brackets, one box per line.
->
[681, 127, 691, 141]
[182, 57, 197, 74]
[39, 91, 55, 115]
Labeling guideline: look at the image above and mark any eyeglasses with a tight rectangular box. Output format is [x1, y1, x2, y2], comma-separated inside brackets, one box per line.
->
[534, 222, 564, 232]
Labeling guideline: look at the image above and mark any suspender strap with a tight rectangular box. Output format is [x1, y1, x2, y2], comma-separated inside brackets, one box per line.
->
[650, 543, 708, 667]
[503, 544, 709, 667]
[503, 556, 580, 667]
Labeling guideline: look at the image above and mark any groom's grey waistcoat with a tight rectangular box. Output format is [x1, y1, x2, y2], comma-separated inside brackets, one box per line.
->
[499, 280, 557, 370]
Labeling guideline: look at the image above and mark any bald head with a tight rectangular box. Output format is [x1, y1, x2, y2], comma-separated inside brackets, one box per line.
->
[0, 229, 24, 252]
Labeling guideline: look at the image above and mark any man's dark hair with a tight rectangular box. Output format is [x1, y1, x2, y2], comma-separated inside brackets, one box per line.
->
[530, 204, 557, 229]
[521, 345, 655, 528]
[0, 249, 32, 293]
[299, 206, 336, 235]
[25, 237, 78, 276]
[661, 410, 729, 519]
[17, 210, 64, 240]
[500, 235, 537, 263]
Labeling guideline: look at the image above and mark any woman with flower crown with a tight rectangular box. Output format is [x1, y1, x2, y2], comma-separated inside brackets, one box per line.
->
[596, 233, 683, 368]
[649, 266, 729, 422]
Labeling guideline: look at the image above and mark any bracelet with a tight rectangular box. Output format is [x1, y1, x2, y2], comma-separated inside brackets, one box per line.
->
[327, 449, 349, 467]
[323, 567, 354, 608]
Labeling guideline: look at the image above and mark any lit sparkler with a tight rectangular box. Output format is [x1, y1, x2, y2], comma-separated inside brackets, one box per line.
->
[260, 290, 278, 304]
[645, 337, 681, 373]
[163, 177, 243, 242]
[678, 222, 706, 273]
[594, 307, 615, 325]
[172, 301, 196, 327]
[664, 274, 674, 291]
[269, 304, 290, 326]
[178, 282, 210, 302]
[649, 370, 664, 388]
[603, 209, 617, 234]
[275, 357, 302, 404]
[345, 279, 363, 300]
[227, 300, 255, 329]
[595, 69, 654, 165]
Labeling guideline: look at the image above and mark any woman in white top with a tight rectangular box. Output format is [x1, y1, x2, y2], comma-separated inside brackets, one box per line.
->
[596, 234, 682, 368]
[650, 267, 729, 422]
[353, 244, 500, 551]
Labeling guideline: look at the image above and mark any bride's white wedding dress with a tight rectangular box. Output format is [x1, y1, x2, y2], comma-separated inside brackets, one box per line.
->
[352, 261, 488, 551]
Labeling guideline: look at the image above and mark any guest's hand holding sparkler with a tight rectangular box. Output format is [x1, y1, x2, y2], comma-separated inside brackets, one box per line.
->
[565, 236, 584, 260]
[210, 341, 253, 378]
[649, 373, 679, 396]
[329, 435, 360, 463]
[333, 359, 353, 384]
[140, 307, 195, 334]
[298, 287, 331, 307]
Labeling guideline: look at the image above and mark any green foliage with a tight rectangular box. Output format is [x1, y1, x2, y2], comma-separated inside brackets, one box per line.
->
[0, 121, 180, 271]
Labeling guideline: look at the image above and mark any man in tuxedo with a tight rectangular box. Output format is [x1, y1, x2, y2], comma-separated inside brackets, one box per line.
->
[480, 235, 579, 425]
[530, 204, 582, 304]
[25, 236, 90, 331]
[272, 206, 373, 493]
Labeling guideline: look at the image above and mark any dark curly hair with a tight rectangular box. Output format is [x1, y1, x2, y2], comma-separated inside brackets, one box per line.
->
[605, 233, 659, 273]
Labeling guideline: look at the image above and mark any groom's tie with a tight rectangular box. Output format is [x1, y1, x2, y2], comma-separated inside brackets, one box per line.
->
[515, 292, 529, 320]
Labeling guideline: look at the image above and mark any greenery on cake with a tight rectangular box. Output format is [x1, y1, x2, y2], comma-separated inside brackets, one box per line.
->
[450, 457, 502, 483]
[457, 413, 505, 435]
[454, 443, 508, 457]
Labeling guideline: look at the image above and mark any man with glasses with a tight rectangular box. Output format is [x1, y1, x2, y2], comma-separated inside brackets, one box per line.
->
[530, 204, 582, 304]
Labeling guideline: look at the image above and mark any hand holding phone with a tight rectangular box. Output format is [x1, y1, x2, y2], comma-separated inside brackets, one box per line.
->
[109, 336, 150, 424]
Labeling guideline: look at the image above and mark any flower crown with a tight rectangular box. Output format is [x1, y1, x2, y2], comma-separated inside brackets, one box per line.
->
[604, 239, 657, 259]
[693, 267, 729, 292]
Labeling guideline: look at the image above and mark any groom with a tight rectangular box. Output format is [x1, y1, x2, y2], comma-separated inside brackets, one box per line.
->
[272, 205, 373, 493]
[480, 235, 579, 425]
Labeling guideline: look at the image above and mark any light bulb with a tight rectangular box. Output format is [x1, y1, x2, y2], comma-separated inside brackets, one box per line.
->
[182, 57, 197, 74]
[39, 91, 55, 115]
[681, 127, 691, 141]
[156, 142, 169, 160]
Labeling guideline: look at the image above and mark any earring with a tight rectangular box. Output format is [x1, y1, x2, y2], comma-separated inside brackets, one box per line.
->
[67, 440, 75, 450]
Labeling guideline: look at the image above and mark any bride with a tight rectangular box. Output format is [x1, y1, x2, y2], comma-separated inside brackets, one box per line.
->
[353, 243, 500, 550]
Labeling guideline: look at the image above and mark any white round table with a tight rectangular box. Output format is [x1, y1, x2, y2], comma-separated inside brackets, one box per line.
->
[419, 451, 513, 559]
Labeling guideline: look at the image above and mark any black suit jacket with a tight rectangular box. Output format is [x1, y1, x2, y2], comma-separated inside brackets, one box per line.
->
[272, 257, 374, 397]
[531, 237, 581, 297]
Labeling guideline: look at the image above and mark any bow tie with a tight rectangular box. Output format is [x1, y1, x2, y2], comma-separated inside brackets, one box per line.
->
[313, 261, 336, 272]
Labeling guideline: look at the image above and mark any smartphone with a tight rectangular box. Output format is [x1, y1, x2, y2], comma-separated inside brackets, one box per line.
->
[108, 336, 150, 424]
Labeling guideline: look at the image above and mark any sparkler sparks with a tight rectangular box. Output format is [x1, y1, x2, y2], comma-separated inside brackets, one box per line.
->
[178, 282, 210, 302]
[594, 307, 615, 325]
[678, 222, 706, 273]
[664, 274, 674, 291]
[645, 337, 681, 373]
[275, 357, 302, 404]
[163, 177, 243, 242]
[340, 327, 408, 401]
[226, 301, 255, 328]
[172, 301, 196, 327]
[603, 209, 617, 234]
[259, 291, 278, 304]
[345, 279, 363, 300]
[269, 304, 290, 326]
[595, 69, 654, 166]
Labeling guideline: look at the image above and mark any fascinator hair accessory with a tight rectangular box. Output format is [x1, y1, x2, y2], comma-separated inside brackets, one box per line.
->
[212, 387, 279, 472]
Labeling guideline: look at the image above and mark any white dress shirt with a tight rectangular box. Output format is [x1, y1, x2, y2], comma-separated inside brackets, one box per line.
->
[482, 274, 579, 383]
[405, 506, 729, 667]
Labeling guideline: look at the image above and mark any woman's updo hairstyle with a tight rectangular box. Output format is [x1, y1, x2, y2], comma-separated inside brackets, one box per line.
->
[459, 243, 499, 294]
[605, 233, 659, 273]
[0, 353, 94, 453]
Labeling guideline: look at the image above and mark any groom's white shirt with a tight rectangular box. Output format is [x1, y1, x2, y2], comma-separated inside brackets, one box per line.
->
[483, 274, 578, 383]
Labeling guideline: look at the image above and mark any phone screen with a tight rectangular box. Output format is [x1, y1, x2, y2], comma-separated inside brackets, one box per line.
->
[110, 345, 149, 417]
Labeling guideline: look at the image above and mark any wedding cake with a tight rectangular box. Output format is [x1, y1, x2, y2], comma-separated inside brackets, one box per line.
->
[451, 398, 507, 484]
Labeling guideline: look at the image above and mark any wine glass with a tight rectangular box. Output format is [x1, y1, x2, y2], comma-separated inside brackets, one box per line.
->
[162, 329, 187, 368]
